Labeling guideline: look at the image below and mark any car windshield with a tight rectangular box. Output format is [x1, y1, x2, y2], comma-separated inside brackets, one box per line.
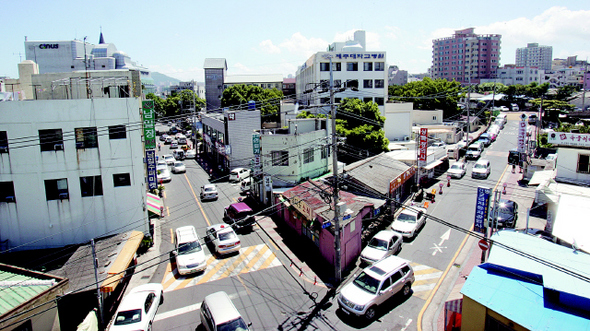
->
[367, 238, 388, 251]
[218, 317, 249, 331]
[450, 164, 462, 170]
[174, 162, 184, 167]
[219, 231, 237, 241]
[474, 164, 487, 169]
[204, 187, 215, 192]
[178, 241, 202, 255]
[114, 309, 142, 325]
[397, 212, 416, 223]
[353, 271, 381, 294]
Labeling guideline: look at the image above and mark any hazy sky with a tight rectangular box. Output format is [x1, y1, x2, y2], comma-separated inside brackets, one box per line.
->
[2, 1, 589, 82]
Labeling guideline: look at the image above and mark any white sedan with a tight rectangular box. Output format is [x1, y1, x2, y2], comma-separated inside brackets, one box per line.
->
[163, 154, 176, 165]
[360, 230, 402, 265]
[447, 162, 466, 179]
[205, 224, 241, 256]
[391, 207, 427, 239]
[158, 168, 172, 183]
[109, 283, 163, 331]
[185, 150, 196, 159]
[171, 161, 186, 174]
[200, 184, 218, 201]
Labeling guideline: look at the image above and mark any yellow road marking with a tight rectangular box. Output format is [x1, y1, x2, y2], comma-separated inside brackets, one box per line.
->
[258, 251, 278, 270]
[220, 246, 257, 278]
[184, 174, 210, 227]
[240, 245, 269, 274]
[162, 263, 177, 288]
[197, 257, 233, 285]
[236, 275, 251, 295]
[170, 229, 173, 244]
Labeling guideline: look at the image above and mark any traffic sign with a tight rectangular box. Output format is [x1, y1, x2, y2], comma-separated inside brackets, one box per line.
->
[478, 239, 490, 251]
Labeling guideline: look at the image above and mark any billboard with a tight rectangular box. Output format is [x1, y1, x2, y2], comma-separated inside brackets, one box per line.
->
[146, 150, 157, 190]
[517, 116, 526, 153]
[142, 100, 156, 149]
[474, 186, 491, 234]
[419, 128, 428, 163]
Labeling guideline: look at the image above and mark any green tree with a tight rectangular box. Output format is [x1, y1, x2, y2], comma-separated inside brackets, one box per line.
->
[553, 85, 578, 101]
[388, 78, 464, 119]
[145, 93, 166, 118]
[221, 84, 283, 122]
[336, 98, 389, 161]
[530, 99, 574, 123]
[296, 110, 326, 119]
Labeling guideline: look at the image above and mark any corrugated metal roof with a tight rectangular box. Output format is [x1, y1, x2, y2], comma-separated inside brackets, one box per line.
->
[0, 270, 55, 315]
[344, 153, 411, 195]
[462, 231, 590, 330]
[203, 58, 227, 69]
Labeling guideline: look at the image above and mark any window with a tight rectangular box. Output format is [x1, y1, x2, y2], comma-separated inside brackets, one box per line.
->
[375, 62, 385, 71]
[374, 79, 385, 88]
[364, 97, 373, 103]
[321, 146, 330, 159]
[375, 97, 384, 106]
[334, 98, 342, 104]
[108, 125, 126, 139]
[363, 62, 373, 71]
[346, 80, 359, 89]
[45, 178, 69, 200]
[390, 271, 403, 284]
[577, 154, 590, 173]
[347, 62, 358, 71]
[320, 63, 330, 71]
[0, 131, 7, 153]
[320, 97, 330, 104]
[303, 148, 314, 164]
[332, 62, 341, 71]
[39, 129, 64, 152]
[144, 293, 155, 313]
[0, 182, 16, 203]
[334, 80, 342, 88]
[363, 80, 373, 88]
[113, 173, 131, 187]
[80, 176, 103, 197]
[75, 127, 98, 149]
[272, 151, 289, 166]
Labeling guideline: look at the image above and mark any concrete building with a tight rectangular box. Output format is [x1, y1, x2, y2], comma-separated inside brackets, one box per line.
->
[388, 65, 408, 86]
[282, 78, 296, 101]
[296, 30, 387, 114]
[258, 118, 331, 187]
[515, 43, 553, 70]
[24, 33, 154, 94]
[432, 28, 501, 84]
[481, 65, 543, 86]
[224, 74, 283, 91]
[383, 102, 413, 143]
[203, 58, 227, 111]
[0, 96, 148, 250]
[201, 109, 261, 172]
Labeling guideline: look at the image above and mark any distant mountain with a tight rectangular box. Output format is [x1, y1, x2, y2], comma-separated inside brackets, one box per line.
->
[151, 72, 181, 87]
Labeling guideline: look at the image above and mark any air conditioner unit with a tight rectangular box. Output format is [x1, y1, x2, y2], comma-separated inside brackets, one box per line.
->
[58, 192, 69, 200]
[54, 143, 64, 151]
[5, 196, 15, 203]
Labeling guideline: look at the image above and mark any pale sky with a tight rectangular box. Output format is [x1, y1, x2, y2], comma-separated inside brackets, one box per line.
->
[2, 1, 589, 82]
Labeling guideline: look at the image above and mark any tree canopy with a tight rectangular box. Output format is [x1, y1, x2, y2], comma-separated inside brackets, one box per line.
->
[146, 90, 205, 119]
[388, 77, 464, 119]
[221, 84, 283, 122]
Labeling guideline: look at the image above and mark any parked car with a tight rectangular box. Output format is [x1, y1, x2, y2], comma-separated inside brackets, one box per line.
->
[173, 226, 207, 275]
[528, 113, 538, 125]
[170, 140, 179, 149]
[171, 161, 186, 174]
[156, 160, 168, 172]
[200, 184, 218, 201]
[158, 168, 172, 183]
[511, 103, 519, 111]
[447, 162, 466, 179]
[165, 136, 173, 144]
[185, 150, 196, 159]
[480, 133, 493, 144]
[200, 291, 251, 331]
[477, 136, 491, 147]
[163, 154, 176, 165]
[240, 177, 252, 193]
[109, 283, 163, 331]
[229, 168, 251, 182]
[205, 224, 241, 256]
[471, 159, 491, 179]
[159, 134, 168, 142]
[492, 199, 518, 228]
[498, 105, 509, 112]
[338, 255, 414, 320]
[360, 230, 403, 265]
[391, 207, 427, 239]
[224, 202, 255, 229]
[465, 142, 484, 160]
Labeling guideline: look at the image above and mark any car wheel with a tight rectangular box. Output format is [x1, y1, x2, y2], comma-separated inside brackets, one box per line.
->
[365, 306, 376, 320]
[403, 283, 411, 296]
[160, 292, 164, 305]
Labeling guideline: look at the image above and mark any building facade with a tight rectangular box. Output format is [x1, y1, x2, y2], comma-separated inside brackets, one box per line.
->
[203, 58, 227, 111]
[295, 30, 388, 114]
[431, 28, 501, 84]
[481, 65, 543, 86]
[515, 43, 553, 70]
[388, 65, 408, 86]
[0, 98, 148, 250]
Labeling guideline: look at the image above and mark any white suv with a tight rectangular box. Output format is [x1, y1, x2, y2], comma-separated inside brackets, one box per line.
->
[173, 226, 207, 275]
[338, 255, 414, 319]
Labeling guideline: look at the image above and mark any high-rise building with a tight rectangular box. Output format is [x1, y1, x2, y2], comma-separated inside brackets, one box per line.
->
[203, 58, 227, 111]
[431, 28, 501, 84]
[515, 43, 553, 71]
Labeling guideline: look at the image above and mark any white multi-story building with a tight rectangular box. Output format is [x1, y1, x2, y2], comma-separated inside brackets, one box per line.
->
[295, 30, 387, 114]
[481, 65, 543, 85]
[0, 97, 148, 250]
[259, 118, 332, 187]
[515, 43, 553, 71]
[388, 65, 408, 86]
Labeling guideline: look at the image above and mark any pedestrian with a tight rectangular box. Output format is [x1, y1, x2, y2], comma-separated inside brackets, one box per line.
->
[158, 143, 161, 151]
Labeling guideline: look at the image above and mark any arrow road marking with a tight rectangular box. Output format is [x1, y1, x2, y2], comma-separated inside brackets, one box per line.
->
[438, 229, 451, 246]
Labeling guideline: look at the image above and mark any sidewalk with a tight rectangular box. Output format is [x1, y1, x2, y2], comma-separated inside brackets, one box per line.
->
[422, 165, 546, 331]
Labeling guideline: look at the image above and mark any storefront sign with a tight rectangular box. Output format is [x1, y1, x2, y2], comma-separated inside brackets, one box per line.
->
[39, 44, 59, 49]
[474, 186, 491, 234]
[547, 132, 590, 148]
[264, 176, 272, 190]
[419, 128, 428, 163]
[389, 167, 417, 195]
[252, 133, 261, 155]
[142, 100, 156, 149]
[146, 150, 157, 189]
[334, 53, 384, 59]
[517, 119, 526, 152]
[290, 195, 313, 220]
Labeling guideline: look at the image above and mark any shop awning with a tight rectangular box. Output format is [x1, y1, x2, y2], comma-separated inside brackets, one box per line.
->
[100, 230, 144, 293]
[423, 159, 443, 170]
[146, 192, 162, 214]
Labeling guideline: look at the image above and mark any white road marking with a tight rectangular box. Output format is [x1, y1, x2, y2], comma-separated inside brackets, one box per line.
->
[438, 229, 450, 246]
[154, 292, 241, 321]
[400, 318, 413, 331]
[430, 243, 446, 256]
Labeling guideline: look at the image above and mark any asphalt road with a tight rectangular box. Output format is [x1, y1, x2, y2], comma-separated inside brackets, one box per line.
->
[146, 116, 527, 330]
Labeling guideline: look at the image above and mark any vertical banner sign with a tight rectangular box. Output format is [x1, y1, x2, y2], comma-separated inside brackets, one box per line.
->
[143, 100, 156, 149]
[474, 186, 491, 234]
[419, 128, 428, 165]
[146, 150, 157, 190]
[252, 133, 261, 175]
[517, 117, 527, 153]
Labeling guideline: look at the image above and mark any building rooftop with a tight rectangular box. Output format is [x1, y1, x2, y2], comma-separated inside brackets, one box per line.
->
[203, 58, 227, 70]
[344, 152, 412, 196]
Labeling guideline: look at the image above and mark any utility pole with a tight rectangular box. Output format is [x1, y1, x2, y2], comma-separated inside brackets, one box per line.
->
[91, 239, 104, 329]
[325, 54, 342, 284]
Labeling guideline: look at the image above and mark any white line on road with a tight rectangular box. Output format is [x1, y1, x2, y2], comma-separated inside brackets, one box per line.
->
[401, 318, 413, 331]
[154, 292, 242, 321]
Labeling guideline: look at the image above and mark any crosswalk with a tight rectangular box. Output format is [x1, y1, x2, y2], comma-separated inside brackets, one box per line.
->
[161, 243, 282, 292]
[410, 262, 443, 300]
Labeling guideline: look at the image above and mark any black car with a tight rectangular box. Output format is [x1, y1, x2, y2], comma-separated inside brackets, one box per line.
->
[492, 199, 518, 228]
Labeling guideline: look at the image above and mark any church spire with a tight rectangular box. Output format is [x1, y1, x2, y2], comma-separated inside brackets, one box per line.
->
[98, 26, 105, 44]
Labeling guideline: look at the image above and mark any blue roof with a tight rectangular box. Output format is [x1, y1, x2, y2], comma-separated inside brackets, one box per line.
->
[461, 231, 590, 329]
